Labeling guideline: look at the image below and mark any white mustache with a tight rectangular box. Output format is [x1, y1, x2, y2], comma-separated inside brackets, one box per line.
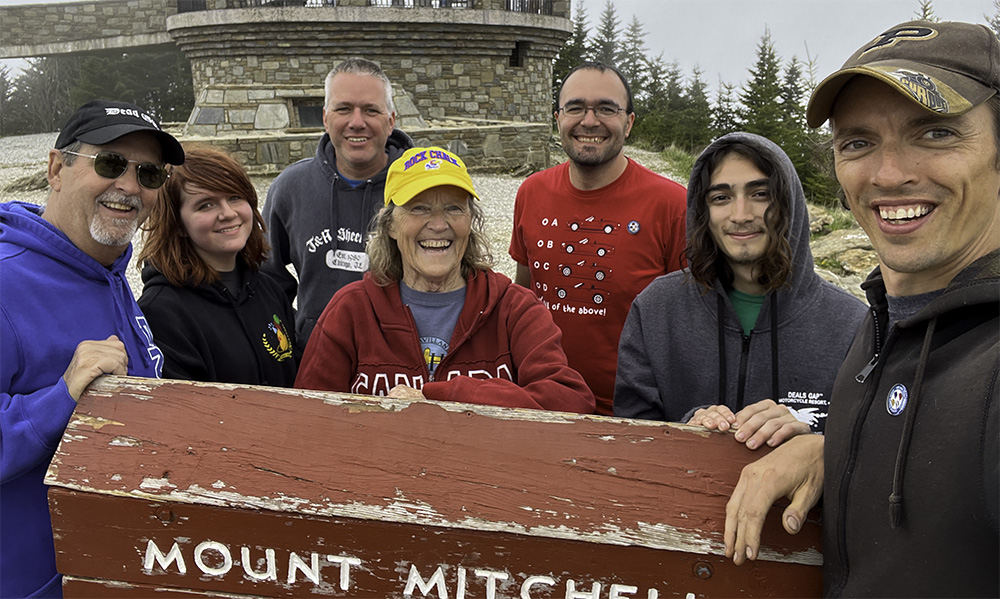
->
[95, 189, 143, 213]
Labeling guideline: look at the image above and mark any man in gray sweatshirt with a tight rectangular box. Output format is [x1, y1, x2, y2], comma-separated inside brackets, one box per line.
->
[262, 58, 413, 352]
[614, 132, 866, 449]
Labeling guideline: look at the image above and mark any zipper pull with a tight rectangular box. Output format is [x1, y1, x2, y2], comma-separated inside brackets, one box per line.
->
[855, 353, 879, 383]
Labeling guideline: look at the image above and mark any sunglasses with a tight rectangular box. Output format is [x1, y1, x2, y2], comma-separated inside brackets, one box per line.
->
[62, 150, 170, 190]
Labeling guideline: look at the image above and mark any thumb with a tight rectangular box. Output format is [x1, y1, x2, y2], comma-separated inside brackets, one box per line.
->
[105, 334, 121, 342]
[782, 504, 804, 535]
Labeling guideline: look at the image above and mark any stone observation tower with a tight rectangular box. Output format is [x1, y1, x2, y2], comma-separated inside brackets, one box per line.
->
[0, 0, 572, 171]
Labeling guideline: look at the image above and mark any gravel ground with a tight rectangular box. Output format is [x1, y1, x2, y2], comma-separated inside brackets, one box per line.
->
[0, 132, 683, 295]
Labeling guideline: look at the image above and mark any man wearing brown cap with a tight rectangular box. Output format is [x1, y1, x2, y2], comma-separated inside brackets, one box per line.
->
[723, 21, 999, 596]
[0, 100, 184, 598]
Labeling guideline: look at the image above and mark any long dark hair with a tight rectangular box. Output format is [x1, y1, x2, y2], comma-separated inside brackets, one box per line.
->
[686, 141, 792, 292]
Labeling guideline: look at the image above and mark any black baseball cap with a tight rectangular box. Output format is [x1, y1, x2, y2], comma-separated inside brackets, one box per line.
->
[55, 99, 185, 165]
[807, 20, 1000, 128]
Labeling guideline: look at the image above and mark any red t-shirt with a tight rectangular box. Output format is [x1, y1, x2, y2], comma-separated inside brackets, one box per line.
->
[509, 158, 687, 414]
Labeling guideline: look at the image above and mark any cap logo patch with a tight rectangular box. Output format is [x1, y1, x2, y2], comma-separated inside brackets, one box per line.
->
[425, 159, 442, 171]
[861, 26, 937, 55]
[889, 69, 949, 113]
[104, 107, 161, 129]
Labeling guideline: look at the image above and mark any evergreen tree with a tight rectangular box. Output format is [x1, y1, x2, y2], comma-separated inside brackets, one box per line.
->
[0, 65, 12, 135]
[676, 66, 712, 153]
[619, 16, 649, 99]
[629, 58, 683, 149]
[914, 0, 937, 21]
[5, 55, 81, 135]
[988, 0, 1000, 36]
[71, 49, 194, 123]
[552, 0, 591, 106]
[739, 29, 784, 143]
[590, 0, 622, 67]
[711, 80, 741, 139]
[778, 57, 807, 145]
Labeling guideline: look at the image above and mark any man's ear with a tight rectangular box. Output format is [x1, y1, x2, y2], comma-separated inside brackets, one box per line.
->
[623, 112, 636, 138]
[47, 149, 65, 191]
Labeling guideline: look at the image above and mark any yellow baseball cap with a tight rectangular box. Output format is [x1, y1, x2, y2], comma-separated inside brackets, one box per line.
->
[384, 146, 479, 206]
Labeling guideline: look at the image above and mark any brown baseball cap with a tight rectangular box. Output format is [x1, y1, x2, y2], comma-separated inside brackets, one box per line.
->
[807, 20, 1000, 128]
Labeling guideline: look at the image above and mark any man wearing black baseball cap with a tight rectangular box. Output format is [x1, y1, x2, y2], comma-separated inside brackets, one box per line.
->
[723, 21, 999, 597]
[0, 100, 184, 598]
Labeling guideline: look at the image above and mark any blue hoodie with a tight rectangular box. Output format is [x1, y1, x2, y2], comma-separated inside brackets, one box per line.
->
[0, 201, 162, 598]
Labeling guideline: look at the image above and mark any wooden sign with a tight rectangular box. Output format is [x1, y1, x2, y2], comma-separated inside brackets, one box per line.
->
[46, 376, 822, 598]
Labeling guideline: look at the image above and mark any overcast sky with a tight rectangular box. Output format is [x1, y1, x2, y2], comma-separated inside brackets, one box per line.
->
[1, 0, 994, 93]
[580, 0, 994, 92]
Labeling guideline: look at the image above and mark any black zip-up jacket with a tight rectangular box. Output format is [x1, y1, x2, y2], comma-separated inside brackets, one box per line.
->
[823, 250, 999, 597]
[138, 260, 298, 387]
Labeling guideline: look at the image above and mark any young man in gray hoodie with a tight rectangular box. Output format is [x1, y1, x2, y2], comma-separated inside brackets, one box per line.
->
[614, 132, 866, 449]
[262, 58, 413, 352]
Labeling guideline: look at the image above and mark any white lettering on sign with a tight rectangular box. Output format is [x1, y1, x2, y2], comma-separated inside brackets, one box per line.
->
[568, 580, 600, 598]
[328, 555, 362, 591]
[521, 575, 555, 597]
[143, 539, 186, 575]
[288, 551, 320, 585]
[241, 547, 276, 581]
[194, 541, 232, 576]
[404, 563, 448, 598]
[476, 569, 509, 599]
[140, 538, 689, 597]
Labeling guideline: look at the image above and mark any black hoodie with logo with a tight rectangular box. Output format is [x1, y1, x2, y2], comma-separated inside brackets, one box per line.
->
[138, 259, 298, 387]
[823, 250, 999, 597]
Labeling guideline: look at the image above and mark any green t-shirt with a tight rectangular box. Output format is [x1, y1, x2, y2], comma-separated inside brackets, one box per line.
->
[727, 288, 765, 336]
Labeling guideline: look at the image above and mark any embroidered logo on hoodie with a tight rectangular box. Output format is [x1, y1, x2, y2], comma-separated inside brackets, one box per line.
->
[263, 314, 293, 362]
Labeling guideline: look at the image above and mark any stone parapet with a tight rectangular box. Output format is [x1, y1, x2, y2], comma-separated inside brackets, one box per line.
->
[0, 0, 176, 50]
[181, 117, 550, 175]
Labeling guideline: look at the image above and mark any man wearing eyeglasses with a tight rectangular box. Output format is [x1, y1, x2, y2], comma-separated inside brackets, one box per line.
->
[0, 99, 184, 598]
[509, 61, 688, 415]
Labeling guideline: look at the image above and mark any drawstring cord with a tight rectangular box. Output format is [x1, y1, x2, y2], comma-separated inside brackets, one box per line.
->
[889, 317, 937, 528]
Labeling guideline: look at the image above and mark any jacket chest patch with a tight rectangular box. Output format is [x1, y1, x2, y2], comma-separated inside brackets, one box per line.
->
[886, 383, 908, 416]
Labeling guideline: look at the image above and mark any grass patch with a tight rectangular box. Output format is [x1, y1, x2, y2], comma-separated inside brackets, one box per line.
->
[659, 144, 696, 182]
[826, 206, 857, 232]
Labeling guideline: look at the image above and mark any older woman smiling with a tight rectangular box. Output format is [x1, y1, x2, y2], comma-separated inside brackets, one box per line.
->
[296, 147, 594, 413]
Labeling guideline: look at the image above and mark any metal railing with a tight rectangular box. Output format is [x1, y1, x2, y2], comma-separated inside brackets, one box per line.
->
[177, 0, 552, 14]
[505, 0, 551, 14]
[367, 0, 474, 7]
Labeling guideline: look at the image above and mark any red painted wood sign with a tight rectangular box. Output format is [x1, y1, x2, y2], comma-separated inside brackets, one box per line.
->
[46, 376, 821, 598]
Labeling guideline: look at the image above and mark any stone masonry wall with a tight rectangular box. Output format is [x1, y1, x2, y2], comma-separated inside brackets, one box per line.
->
[184, 117, 550, 175]
[1, 0, 175, 47]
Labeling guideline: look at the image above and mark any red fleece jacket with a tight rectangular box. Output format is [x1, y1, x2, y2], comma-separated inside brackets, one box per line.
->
[296, 270, 595, 414]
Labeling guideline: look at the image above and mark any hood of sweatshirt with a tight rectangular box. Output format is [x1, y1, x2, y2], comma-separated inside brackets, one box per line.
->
[360, 269, 510, 344]
[686, 132, 816, 297]
[1, 201, 134, 279]
[140, 260, 254, 306]
[0, 200, 160, 375]
[316, 128, 415, 189]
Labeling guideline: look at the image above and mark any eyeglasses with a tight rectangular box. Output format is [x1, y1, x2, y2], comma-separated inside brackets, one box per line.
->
[62, 150, 170, 190]
[558, 104, 628, 119]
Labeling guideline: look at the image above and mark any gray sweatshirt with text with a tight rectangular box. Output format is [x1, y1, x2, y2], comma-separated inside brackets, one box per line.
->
[613, 132, 866, 432]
